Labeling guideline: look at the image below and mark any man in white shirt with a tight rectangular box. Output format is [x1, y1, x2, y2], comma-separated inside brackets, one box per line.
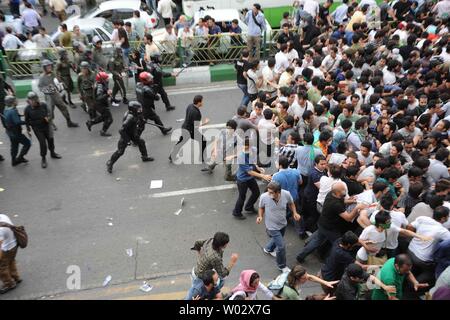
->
[320, 47, 341, 74]
[408, 207, 450, 284]
[32, 27, 56, 49]
[0, 214, 20, 293]
[158, 0, 177, 25]
[2, 27, 24, 51]
[132, 10, 148, 39]
[302, 0, 320, 21]
[274, 44, 289, 75]
[161, 24, 177, 54]
[258, 109, 277, 166]
[262, 57, 278, 95]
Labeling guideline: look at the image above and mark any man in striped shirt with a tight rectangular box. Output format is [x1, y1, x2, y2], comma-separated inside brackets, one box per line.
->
[279, 131, 300, 168]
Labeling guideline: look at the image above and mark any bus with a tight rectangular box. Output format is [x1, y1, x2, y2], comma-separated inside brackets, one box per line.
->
[181, 0, 298, 28]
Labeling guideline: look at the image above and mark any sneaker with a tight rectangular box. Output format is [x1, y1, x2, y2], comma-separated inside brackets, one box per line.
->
[50, 153, 62, 159]
[122, 98, 129, 105]
[233, 214, 246, 220]
[41, 158, 47, 169]
[0, 155, 4, 161]
[100, 131, 112, 137]
[299, 233, 308, 240]
[278, 267, 291, 273]
[111, 102, 120, 107]
[263, 248, 277, 258]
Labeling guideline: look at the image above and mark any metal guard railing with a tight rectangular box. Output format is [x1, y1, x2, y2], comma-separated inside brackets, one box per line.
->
[1, 30, 288, 79]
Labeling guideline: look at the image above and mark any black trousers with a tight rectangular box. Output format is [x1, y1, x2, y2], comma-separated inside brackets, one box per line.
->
[91, 108, 113, 132]
[112, 75, 126, 99]
[171, 132, 207, 163]
[233, 179, 260, 215]
[110, 133, 148, 165]
[33, 127, 55, 157]
[7, 132, 31, 160]
[138, 107, 165, 135]
[155, 85, 171, 109]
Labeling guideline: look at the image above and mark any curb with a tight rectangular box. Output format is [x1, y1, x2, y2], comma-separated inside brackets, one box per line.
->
[11, 64, 237, 99]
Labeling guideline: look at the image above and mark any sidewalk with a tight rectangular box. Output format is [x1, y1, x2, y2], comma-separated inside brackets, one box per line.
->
[11, 64, 238, 99]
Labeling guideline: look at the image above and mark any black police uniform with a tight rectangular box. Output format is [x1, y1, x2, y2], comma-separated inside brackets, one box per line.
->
[88, 81, 113, 134]
[147, 60, 174, 111]
[135, 82, 170, 135]
[107, 105, 153, 172]
[24, 102, 57, 158]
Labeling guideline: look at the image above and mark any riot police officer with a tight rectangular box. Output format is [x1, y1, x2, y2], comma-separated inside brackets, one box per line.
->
[106, 101, 154, 173]
[77, 61, 96, 116]
[3, 95, 31, 166]
[147, 52, 176, 111]
[86, 71, 113, 136]
[135, 71, 172, 136]
[55, 49, 76, 107]
[38, 59, 79, 129]
[24, 92, 62, 169]
[108, 47, 128, 106]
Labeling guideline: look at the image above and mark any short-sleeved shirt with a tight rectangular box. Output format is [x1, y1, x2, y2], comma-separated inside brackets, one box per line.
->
[321, 239, 356, 281]
[235, 59, 250, 85]
[372, 258, 405, 300]
[0, 214, 17, 251]
[236, 150, 257, 182]
[272, 169, 301, 202]
[370, 210, 408, 249]
[182, 104, 202, 137]
[259, 190, 293, 231]
[319, 193, 347, 232]
[357, 225, 389, 261]
[409, 216, 450, 262]
[185, 278, 220, 300]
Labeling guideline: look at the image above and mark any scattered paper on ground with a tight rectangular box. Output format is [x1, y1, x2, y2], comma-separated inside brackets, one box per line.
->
[174, 209, 182, 216]
[103, 275, 112, 287]
[140, 281, 153, 293]
[126, 249, 133, 257]
[150, 180, 163, 189]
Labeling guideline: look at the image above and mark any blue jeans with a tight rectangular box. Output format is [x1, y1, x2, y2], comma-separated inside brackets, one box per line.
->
[237, 83, 250, 107]
[296, 225, 341, 262]
[265, 227, 287, 269]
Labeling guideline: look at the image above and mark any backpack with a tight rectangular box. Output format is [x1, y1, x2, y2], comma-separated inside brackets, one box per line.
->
[267, 270, 290, 296]
[0, 222, 28, 249]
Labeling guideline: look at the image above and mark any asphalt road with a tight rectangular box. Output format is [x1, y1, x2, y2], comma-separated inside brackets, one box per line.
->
[0, 81, 323, 300]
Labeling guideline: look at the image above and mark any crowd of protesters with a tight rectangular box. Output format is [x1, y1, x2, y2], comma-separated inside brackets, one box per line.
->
[184, 0, 450, 301]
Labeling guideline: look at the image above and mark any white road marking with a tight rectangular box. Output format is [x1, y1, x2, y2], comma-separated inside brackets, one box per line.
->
[148, 184, 237, 198]
[166, 85, 237, 96]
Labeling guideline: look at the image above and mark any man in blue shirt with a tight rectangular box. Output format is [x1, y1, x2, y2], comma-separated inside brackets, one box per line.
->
[272, 155, 303, 236]
[2, 96, 31, 166]
[244, 3, 266, 61]
[233, 137, 272, 220]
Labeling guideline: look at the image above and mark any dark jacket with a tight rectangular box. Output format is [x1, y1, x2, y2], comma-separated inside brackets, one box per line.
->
[24, 103, 50, 131]
[3, 106, 25, 135]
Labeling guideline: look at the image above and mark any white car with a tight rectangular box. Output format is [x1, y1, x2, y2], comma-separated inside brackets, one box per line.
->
[64, 0, 159, 30]
[51, 18, 115, 45]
